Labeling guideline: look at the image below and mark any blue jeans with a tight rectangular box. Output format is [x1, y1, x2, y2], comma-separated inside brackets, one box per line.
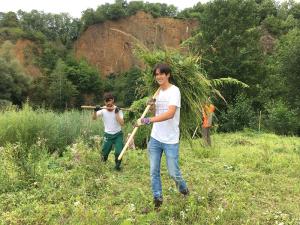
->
[148, 137, 188, 198]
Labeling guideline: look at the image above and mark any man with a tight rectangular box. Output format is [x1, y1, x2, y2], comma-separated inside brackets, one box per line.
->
[202, 101, 215, 146]
[92, 93, 124, 171]
[136, 63, 189, 210]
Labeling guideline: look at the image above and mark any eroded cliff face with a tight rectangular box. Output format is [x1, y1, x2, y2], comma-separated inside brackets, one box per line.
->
[14, 39, 42, 77]
[75, 11, 198, 76]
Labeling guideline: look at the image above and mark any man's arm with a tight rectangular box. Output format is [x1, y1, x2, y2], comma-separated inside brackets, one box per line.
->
[150, 105, 176, 123]
[136, 105, 176, 126]
[115, 107, 124, 126]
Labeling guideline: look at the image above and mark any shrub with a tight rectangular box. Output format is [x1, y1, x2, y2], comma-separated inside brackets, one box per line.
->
[217, 94, 255, 132]
[265, 100, 299, 135]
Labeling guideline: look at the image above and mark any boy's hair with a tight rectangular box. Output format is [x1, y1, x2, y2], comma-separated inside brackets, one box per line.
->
[103, 92, 115, 102]
[152, 63, 171, 76]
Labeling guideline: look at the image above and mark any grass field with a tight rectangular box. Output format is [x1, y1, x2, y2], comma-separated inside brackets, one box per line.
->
[1, 126, 299, 224]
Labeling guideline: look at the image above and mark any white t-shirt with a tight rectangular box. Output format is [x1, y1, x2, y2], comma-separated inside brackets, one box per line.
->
[151, 85, 180, 144]
[96, 109, 123, 134]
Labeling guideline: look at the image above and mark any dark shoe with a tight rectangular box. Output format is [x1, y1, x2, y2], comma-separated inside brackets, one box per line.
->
[153, 197, 163, 209]
[180, 188, 190, 196]
[101, 155, 107, 162]
[114, 166, 121, 171]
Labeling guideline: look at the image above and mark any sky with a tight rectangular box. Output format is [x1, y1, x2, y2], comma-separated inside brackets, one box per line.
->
[0, 0, 209, 18]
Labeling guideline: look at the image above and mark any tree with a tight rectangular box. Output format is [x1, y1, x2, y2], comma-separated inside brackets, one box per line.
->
[186, 0, 266, 107]
[47, 60, 78, 109]
[269, 28, 300, 108]
[0, 11, 19, 27]
[64, 57, 103, 106]
[0, 41, 30, 105]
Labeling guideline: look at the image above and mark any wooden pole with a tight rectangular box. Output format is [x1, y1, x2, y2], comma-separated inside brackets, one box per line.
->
[81, 106, 132, 111]
[258, 110, 262, 132]
[192, 126, 199, 139]
[118, 88, 160, 160]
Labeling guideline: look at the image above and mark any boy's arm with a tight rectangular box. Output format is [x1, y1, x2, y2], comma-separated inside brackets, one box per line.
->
[92, 106, 102, 120]
[115, 107, 124, 126]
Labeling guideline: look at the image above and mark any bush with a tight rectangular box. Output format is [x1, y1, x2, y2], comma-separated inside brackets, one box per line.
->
[0, 99, 12, 109]
[217, 94, 256, 132]
[265, 100, 299, 135]
[0, 27, 26, 41]
[0, 141, 48, 192]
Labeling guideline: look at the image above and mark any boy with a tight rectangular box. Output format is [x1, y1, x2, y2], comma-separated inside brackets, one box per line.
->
[93, 93, 124, 171]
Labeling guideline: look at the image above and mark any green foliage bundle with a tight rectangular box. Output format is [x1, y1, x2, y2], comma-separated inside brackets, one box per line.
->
[133, 45, 246, 139]
[124, 97, 151, 148]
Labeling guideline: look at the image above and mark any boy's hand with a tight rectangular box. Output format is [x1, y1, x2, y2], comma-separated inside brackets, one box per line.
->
[115, 107, 120, 114]
[94, 105, 102, 112]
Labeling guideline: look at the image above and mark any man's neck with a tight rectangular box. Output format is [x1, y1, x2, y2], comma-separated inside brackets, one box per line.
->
[160, 83, 172, 90]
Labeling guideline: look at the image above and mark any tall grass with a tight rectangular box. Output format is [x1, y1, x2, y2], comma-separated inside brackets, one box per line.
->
[0, 103, 103, 154]
[0, 104, 105, 192]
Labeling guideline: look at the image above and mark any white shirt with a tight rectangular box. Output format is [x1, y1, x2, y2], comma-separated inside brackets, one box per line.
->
[96, 109, 123, 134]
[151, 85, 180, 144]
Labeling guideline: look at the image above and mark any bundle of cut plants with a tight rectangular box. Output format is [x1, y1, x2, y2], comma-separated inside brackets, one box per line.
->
[133, 46, 248, 141]
[110, 29, 247, 156]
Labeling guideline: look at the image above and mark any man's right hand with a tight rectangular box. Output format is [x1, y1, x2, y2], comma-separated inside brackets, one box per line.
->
[94, 105, 102, 112]
[135, 118, 151, 127]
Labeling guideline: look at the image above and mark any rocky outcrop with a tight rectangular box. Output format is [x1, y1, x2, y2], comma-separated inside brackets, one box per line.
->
[75, 11, 198, 76]
[14, 39, 42, 77]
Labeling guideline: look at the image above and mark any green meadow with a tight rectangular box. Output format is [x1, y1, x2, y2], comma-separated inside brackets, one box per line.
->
[0, 107, 299, 225]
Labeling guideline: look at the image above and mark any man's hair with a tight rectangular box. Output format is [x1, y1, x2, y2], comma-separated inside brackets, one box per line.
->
[152, 63, 171, 76]
[103, 92, 115, 102]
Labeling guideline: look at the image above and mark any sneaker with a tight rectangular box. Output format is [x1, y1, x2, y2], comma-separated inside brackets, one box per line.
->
[180, 188, 190, 196]
[153, 197, 163, 209]
[114, 166, 121, 171]
[101, 155, 107, 162]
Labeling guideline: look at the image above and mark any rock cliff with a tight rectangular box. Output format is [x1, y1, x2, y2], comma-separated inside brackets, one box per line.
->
[75, 11, 198, 76]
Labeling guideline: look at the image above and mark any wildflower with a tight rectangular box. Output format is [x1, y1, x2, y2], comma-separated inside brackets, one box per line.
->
[129, 203, 136, 212]
[180, 211, 186, 220]
[74, 201, 80, 206]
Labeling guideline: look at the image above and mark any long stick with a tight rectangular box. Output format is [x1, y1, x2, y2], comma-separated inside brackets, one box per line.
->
[81, 106, 132, 111]
[118, 88, 160, 160]
[192, 126, 199, 139]
[258, 110, 261, 132]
